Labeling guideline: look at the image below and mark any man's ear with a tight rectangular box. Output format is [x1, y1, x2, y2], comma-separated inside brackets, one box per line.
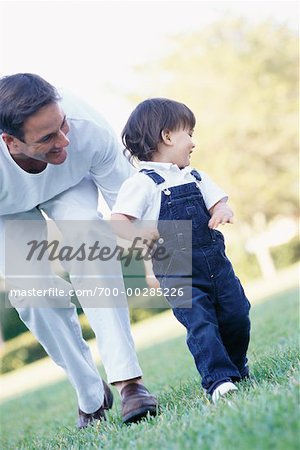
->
[161, 129, 172, 145]
[2, 133, 19, 152]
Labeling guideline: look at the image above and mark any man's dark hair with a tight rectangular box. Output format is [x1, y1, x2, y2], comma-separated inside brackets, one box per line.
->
[0, 73, 61, 141]
[122, 98, 196, 162]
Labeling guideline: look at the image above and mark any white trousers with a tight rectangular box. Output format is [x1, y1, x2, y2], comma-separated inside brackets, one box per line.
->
[0, 178, 142, 413]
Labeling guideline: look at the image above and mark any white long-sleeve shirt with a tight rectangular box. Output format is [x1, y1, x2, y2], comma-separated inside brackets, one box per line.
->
[0, 93, 134, 216]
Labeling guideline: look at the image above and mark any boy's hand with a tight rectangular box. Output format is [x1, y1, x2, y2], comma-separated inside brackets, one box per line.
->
[208, 202, 234, 229]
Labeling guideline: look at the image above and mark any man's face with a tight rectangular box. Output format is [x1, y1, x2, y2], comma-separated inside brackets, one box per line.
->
[13, 102, 70, 165]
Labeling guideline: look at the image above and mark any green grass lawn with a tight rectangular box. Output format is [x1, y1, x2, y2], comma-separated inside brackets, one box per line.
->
[0, 286, 299, 450]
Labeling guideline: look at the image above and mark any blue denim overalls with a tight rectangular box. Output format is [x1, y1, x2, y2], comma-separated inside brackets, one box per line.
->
[141, 168, 251, 394]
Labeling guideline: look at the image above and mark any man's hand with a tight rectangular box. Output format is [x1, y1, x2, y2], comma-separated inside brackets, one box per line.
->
[139, 226, 160, 248]
[111, 213, 160, 249]
[208, 201, 234, 229]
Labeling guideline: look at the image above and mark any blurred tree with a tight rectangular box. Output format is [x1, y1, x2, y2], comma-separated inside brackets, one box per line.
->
[127, 19, 298, 277]
[130, 19, 298, 228]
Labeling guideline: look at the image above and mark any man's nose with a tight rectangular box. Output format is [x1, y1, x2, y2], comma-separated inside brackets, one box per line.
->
[55, 130, 70, 148]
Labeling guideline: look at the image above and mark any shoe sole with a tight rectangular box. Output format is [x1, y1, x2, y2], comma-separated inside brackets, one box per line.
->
[122, 405, 158, 425]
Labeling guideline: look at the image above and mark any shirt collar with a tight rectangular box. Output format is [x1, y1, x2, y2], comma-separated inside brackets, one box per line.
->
[139, 161, 193, 174]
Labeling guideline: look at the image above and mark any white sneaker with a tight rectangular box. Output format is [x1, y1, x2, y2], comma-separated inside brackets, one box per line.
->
[211, 381, 238, 404]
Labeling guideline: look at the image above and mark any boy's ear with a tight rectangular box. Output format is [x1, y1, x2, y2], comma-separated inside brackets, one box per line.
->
[161, 129, 172, 145]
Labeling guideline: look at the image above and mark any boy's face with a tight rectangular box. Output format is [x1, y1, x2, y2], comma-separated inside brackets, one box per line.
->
[167, 127, 195, 169]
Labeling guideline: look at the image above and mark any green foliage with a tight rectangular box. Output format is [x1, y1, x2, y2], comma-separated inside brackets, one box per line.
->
[0, 255, 165, 374]
[0, 292, 27, 341]
[0, 286, 299, 449]
[0, 257, 163, 346]
[0, 304, 164, 374]
[0, 331, 48, 373]
[271, 236, 300, 270]
[0, 304, 165, 375]
[227, 241, 261, 282]
[127, 18, 298, 283]
[0, 312, 84, 374]
[130, 307, 166, 323]
[227, 236, 300, 283]
[130, 19, 298, 226]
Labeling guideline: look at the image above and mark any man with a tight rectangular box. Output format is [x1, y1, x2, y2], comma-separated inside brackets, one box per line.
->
[0, 73, 158, 428]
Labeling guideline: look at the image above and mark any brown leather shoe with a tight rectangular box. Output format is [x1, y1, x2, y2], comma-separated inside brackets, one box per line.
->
[77, 380, 114, 429]
[121, 383, 158, 424]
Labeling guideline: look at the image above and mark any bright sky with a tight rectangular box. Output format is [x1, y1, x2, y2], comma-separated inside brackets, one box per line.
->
[0, 0, 298, 132]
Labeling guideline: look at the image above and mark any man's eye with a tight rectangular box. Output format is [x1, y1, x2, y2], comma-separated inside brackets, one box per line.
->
[40, 135, 53, 143]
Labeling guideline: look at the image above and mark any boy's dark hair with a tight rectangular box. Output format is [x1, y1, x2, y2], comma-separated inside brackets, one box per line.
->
[0, 73, 61, 141]
[122, 98, 196, 162]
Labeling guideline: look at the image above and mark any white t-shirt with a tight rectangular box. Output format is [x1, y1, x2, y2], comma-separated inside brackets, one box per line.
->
[0, 93, 134, 216]
[112, 161, 227, 221]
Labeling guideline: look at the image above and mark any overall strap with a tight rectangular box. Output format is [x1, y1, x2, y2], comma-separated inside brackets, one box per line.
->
[139, 169, 165, 185]
[190, 169, 202, 182]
